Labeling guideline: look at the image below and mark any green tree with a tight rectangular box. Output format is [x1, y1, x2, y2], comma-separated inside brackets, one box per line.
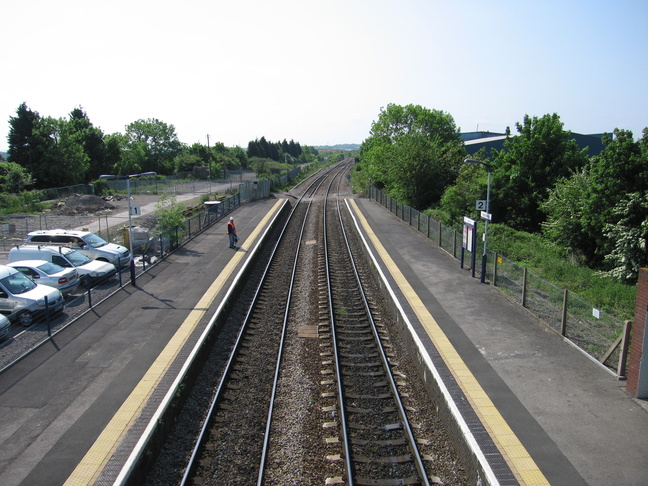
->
[7, 102, 40, 176]
[541, 168, 594, 264]
[359, 104, 464, 209]
[490, 113, 589, 233]
[68, 107, 112, 181]
[543, 128, 648, 268]
[174, 153, 203, 173]
[124, 119, 184, 174]
[28, 116, 90, 187]
[155, 193, 185, 247]
[598, 192, 648, 283]
[0, 161, 35, 193]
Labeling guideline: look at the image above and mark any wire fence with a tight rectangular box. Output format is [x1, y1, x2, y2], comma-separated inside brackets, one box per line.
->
[367, 186, 628, 374]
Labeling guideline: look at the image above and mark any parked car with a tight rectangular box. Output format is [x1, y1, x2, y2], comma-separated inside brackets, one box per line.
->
[0, 314, 9, 340]
[7, 260, 81, 296]
[25, 229, 130, 267]
[0, 265, 65, 326]
[8, 245, 117, 284]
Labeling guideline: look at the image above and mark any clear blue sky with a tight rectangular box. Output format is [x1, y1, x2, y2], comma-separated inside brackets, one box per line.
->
[2, 0, 646, 153]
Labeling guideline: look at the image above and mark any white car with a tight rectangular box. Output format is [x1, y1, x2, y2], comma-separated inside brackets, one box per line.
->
[7, 260, 81, 296]
[0, 265, 65, 326]
[25, 229, 130, 268]
[8, 245, 117, 284]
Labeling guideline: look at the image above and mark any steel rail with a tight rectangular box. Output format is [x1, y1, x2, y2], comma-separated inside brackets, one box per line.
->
[323, 168, 431, 485]
[323, 168, 355, 485]
[255, 167, 339, 485]
[180, 165, 344, 485]
[334, 178, 431, 486]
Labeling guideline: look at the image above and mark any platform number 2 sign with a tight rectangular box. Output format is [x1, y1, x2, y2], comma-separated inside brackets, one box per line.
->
[475, 200, 487, 211]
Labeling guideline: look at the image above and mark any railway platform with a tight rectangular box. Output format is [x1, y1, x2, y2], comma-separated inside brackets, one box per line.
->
[0, 193, 645, 485]
[348, 197, 648, 486]
[0, 197, 288, 486]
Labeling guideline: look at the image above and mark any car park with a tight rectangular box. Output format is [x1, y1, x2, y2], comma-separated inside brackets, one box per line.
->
[26, 229, 130, 267]
[0, 265, 64, 326]
[7, 260, 81, 296]
[8, 245, 117, 284]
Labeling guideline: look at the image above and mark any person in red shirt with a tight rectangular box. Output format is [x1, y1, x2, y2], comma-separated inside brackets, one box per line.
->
[227, 217, 238, 249]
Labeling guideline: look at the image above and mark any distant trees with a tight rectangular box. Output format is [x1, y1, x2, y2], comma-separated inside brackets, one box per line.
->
[247, 137, 302, 161]
[4, 102, 316, 192]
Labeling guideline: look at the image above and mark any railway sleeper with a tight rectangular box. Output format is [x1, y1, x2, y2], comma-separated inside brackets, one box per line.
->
[354, 476, 421, 486]
[354, 454, 413, 464]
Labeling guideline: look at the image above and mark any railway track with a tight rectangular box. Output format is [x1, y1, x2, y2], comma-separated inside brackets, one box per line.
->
[145, 160, 468, 485]
[319, 176, 431, 485]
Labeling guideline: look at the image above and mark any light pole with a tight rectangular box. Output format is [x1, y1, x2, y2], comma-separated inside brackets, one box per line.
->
[464, 158, 492, 283]
[99, 172, 157, 261]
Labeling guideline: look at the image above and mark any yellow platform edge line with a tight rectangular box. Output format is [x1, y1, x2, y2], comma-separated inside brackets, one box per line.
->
[347, 199, 549, 486]
[64, 200, 285, 486]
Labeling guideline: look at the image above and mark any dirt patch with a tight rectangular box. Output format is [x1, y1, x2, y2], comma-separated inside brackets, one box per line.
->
[58, 195, 116, 215]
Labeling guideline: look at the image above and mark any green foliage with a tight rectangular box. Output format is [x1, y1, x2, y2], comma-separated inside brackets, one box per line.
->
[154, 193, 186, 233]
[124, 118, 184, 175]
[0, 162, 34, 193]
[174, 153, 203, 173]
[91, 179, 112, 197]
[490, 113, 589, 233]
[349, 162, 371, 195]
[542, 128, 648, 273]
[247, 137, 302, 161]
[598, 193, 648, 284]
[249, 157, 292, 176]
[0, 190, 46, 214]
[359, 103, 465, 210]
[487, 224, 635, 319]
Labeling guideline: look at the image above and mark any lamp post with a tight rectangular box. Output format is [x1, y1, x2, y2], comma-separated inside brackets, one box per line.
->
[464, 158, 492, 283]
[99, 172, 157, 261]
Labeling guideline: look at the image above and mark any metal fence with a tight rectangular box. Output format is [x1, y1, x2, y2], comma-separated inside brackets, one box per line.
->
[367, 186, 627, 374]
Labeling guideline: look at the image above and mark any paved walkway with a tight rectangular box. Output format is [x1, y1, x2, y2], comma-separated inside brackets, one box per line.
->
[352, 197, 648, 486]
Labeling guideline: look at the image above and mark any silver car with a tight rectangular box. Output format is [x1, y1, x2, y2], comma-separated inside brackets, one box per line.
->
[7, 260, 81, 296]
[0, 265, 65, 326]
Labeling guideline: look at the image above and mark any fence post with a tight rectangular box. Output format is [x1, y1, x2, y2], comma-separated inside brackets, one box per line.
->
[522, 267, 528, 307]
[561, 289, 568, 336]
[493, 252, 498, 286]
[438, 221, 442, 247]
[618, 320, 632, 378]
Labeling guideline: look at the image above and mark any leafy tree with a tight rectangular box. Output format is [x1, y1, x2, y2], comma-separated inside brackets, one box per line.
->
[0, 161, 35, 193]
[124, 118, 184, 174]
[438, 156, 490, 227]
[598, 192, 648, 283]
[155, 193, 185, 247]
[27, 116, 90, 187]
[543, 128, 648, 268]
[229, 145, 249, 169]
[7, 102, 40, 176]
[541, 169, 594, 264]
[490, 113, 589, 233]
[174, 153, 203, 173]
[68, 107, 112, 180]
[359, 104, 464, 209]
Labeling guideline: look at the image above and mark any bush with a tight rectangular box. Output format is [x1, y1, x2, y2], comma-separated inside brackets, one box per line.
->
[0, 190, 47, 214]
